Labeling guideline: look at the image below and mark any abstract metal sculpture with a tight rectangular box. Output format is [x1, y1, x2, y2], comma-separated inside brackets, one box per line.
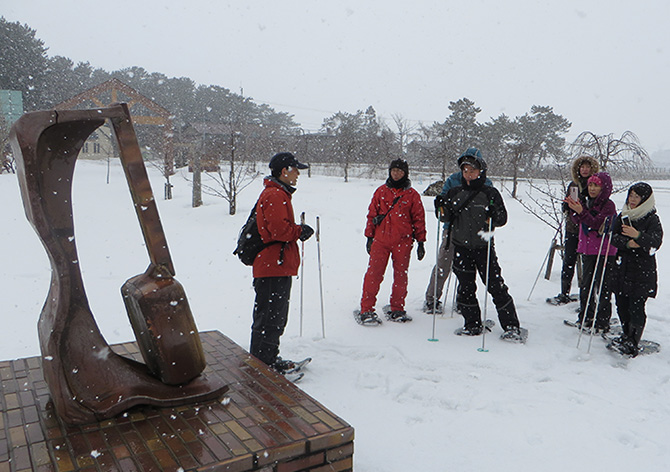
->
[9, 103, 227, 425]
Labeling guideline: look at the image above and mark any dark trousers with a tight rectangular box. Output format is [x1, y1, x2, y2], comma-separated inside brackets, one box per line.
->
[615, 294, 648, 344]
[579, 255, 614, 329]
[250, 276, 292, 366]
[561, 231, 579, 295]
[452, 244, 519, 331]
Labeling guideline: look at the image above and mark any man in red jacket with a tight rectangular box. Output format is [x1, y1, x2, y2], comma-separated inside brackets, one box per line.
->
[356, 159, 427, 325]
[251, 152, 313, 373]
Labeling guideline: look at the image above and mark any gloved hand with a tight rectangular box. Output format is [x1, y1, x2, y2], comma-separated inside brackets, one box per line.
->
[366, 237, 374, 255]
[434, 195, 447, 219]
[299, 224, 314, 241]
[417, 241, 425, 261]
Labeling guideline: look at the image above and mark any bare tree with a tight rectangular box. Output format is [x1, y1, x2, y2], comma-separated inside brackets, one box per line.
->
[390, 113, 416, 157]
[512, 171, 570, 233]
[199, 144, 261, 215]
[322, 111, 366, 182]
[569, 130, 650, 173]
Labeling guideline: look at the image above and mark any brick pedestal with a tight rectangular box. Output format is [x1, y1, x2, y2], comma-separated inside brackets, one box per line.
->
[0, 331, 354, 471]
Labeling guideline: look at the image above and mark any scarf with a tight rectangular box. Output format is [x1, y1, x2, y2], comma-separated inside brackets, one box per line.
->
[621, 192, 656, 221]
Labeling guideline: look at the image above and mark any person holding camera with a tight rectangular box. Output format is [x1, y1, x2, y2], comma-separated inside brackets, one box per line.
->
[549, 155, 599, 305]
[565, 172, 617, 333]
[356, 159, 426, 325]
[608, 182, 663, 357]
[437, 149, 524, 341]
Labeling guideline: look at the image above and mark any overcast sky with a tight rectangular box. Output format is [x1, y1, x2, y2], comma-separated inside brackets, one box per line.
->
[3, 1, 669, 153]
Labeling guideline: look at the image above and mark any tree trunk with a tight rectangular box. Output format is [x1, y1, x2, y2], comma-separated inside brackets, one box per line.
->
[192, 153, 202, 208]
[228, 159, 236, 215]
[512, 166, 519, 198]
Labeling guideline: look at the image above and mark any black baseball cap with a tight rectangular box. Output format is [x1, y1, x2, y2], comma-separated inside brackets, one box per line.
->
[269, 152, 309, 172]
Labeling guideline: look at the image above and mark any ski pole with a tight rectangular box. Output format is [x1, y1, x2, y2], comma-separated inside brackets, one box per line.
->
[576, 216, 609, 348]
[299, 211, 305, 337]
[429, 218, 442, 342]
[316, 216, 326, 338]
[479, 216, 494, 353]
[586, 217, 614, 353]
[443, 269, 454, 318]
[449, 269, 458, 318]
[527, 223, 562, 301]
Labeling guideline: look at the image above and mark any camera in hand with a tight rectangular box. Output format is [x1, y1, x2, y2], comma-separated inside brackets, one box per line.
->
[569, 187, 579, 201]
[622, 215, 631, 226]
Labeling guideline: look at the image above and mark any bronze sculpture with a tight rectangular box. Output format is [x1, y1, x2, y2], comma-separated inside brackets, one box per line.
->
[9, 103, 227, 425]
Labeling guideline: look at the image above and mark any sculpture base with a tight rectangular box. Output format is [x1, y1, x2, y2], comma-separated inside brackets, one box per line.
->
[0, 331, 354, 471]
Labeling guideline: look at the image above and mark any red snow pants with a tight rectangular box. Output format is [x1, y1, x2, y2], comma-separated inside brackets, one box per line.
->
[360, 238, 413, 313]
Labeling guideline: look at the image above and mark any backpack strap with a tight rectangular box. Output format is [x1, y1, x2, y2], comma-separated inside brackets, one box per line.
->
[252, 197, 287, 264]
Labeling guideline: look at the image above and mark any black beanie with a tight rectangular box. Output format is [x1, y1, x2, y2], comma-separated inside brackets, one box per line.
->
[629, 182, 653, 204]
[389, 159, 409, 176]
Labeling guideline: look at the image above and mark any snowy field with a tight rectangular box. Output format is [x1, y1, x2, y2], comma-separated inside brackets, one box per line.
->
[2, 159, 670, 471]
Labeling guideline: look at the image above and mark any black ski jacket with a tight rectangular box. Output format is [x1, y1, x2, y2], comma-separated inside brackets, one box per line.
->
[610, 209, 663, 298]
[444, 174, 507, 249]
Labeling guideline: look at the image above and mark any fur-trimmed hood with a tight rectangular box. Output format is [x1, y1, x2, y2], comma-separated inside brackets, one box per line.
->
[571, 155, 600, 190]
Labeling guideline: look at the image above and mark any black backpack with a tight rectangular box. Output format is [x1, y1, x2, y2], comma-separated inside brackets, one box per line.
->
[233, 201, 283, 266]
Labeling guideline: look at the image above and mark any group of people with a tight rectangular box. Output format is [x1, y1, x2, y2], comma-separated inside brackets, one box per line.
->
[355, 148, 525, 343]
[555, 155, 663, 357]
[247, 148, 662, 376]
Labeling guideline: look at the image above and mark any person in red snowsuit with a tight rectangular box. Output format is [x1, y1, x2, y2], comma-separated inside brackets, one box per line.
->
[357, 159, 427, 325]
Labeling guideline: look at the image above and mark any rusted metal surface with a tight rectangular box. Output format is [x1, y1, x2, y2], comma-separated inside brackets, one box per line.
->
[9, 103, 226, 425]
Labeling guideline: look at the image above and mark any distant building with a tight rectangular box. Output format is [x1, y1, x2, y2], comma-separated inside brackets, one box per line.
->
[0, 90, 23, 126]
[79, 125, 117, 160]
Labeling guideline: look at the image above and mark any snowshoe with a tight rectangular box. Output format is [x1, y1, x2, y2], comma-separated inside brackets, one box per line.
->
[603, 334, 660, 357]
[564, 319, 620, 336]
[500, 327, 528, 344]
[354, 310, 382, 326]
[455, 319, 495, 336]
[563, 318, 581, 329]
[546, 293, 579, 306]
[284, 357, 311, 375]
[283, 371, 305, 383]
[382, 305, 412, 323]
[271, 356, 308, 375]
[270, 358, 306, 382]
[422, 299, 444, 315]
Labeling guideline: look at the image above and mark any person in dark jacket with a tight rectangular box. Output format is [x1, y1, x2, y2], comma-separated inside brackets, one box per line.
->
[608, 182, 663, 357]
[550, 155, 599, 305]
[439, 148, 525, 342]
[356, 159, 427, 325]
[565, 172, 617, 332]
[423, 169, 492, 314]
[250, 152, 314, 373]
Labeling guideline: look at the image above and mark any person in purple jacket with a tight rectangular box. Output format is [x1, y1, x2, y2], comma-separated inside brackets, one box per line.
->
[565, 172, 617, 332]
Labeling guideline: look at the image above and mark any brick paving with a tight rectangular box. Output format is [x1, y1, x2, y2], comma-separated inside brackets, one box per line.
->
[0, 331, 354, 471]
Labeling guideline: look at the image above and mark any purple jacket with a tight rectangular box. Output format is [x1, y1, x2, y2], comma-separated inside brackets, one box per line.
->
[570, 172, 617, 256]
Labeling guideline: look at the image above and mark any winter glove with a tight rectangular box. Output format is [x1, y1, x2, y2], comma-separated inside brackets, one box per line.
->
[434, 195, 447, 219]
[417, 241, 425, 261]
[366, 237, 374, 255]
[299, 224, 314, 241]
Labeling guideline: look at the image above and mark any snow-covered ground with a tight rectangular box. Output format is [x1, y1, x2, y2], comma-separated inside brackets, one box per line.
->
[2, 159, 670, 471]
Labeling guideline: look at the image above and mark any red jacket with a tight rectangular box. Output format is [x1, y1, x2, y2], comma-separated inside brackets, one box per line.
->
[365, 182, 427, 244]
[253, 177, 303, 278]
